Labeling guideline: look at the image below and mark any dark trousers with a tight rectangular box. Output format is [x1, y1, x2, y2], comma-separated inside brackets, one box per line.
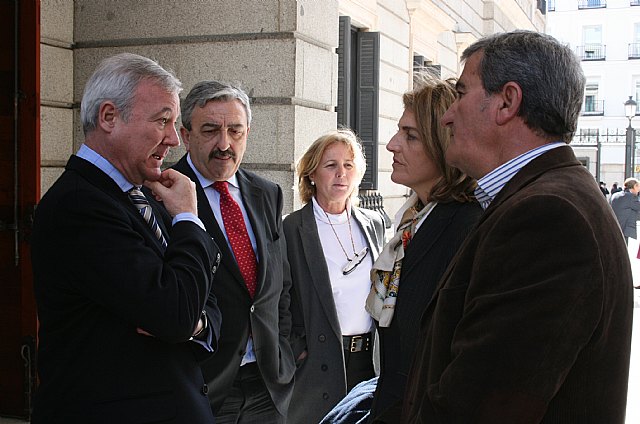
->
[215, 362, 284, 424]
[345, 348, 375, 392]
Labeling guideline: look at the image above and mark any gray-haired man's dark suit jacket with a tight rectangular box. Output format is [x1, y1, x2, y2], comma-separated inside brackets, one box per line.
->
[31, 155, 221, 423]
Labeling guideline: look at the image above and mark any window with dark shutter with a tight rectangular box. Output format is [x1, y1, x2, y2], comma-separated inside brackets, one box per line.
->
[337, 16, 380, 190]
[414, 54, 441, 78]
[337, 16, 352, 128]
[413, 55, 425, 68]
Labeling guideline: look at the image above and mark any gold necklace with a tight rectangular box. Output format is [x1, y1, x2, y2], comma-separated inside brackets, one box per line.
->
[322, 208, 369, 275]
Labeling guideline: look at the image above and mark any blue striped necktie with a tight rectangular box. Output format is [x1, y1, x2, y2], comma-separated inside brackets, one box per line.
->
[128, 187, 168, 249]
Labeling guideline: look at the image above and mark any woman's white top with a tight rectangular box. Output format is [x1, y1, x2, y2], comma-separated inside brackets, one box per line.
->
[312, 197, 374, 336]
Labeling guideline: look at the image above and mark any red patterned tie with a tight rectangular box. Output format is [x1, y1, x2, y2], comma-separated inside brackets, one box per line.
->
[213, 181, 257, 298]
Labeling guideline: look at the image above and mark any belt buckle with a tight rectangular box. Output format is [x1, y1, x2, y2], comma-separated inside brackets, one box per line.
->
[350, 335, 363, 353]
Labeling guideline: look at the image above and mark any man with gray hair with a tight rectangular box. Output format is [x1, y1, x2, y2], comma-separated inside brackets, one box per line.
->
[174, 80, 295, 423]
[387, 31, 633, 423]
[31, 53, 222, 422]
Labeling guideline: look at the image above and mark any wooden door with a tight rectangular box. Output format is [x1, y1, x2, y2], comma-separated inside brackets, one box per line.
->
[0, 0, 40, 418]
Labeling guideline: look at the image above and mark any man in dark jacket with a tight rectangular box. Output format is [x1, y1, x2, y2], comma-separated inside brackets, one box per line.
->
[610, 177, 640, 244]
[31, 53, 221, 423]
[174, 80, 295, 423]
[393, 31, 633, 424]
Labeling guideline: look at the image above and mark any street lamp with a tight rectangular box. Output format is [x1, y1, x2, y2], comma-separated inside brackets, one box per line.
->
[624, 95, 637, 179]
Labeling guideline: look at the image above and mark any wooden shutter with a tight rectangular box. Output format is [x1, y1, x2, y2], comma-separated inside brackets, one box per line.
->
[355, 31, 379, 190]
[336, 16, 351, 128]
[413, 54, 425, 72]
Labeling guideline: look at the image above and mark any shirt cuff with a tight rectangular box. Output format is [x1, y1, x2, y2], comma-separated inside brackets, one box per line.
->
[190, 313, 214, 352]
[173, 212, 206, 231]
[190, 328, 214, 352]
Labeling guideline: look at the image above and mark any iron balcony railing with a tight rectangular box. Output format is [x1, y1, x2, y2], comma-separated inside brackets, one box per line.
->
[581, 100, 605, 116]
[576, 44, 606, 61]
[547, 0, 555, 11]
[631, 0, 640, 6]
[578, 0, 606, 9]
[358, 192, 392, 229]
[573, 128, 626, 145]
[629, 43, 640, 59]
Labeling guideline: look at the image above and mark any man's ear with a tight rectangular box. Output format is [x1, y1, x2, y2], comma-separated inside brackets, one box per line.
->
[496, 81, 522, 125]
[98, 101, 118, 133]
[180, 126, 191, 151]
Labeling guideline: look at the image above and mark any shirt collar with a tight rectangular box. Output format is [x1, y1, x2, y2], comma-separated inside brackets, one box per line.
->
[474, 141, 564, 210]
[77, 144, 134, 192]
[186, 153, 240, 190]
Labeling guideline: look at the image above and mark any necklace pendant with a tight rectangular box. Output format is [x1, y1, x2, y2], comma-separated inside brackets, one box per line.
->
[342, 246, 369, 275]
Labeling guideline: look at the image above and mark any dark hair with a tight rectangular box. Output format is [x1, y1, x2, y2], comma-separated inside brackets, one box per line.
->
[181, 80, 251, 130]
[462, 31, 585, 143]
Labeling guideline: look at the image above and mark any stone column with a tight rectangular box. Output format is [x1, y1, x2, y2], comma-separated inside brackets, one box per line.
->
[73, 0, 339, 213]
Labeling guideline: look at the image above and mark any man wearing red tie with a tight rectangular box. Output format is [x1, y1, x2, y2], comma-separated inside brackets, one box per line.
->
[174, 80, 295, 423]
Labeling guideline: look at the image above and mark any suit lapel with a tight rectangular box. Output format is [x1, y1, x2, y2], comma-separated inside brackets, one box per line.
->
[299, 203, 342, 340]
[351, 208, 381, 258]
[68, 155, 166, 256]
[402, 203, 456, 275]
[198, 181, 245, 287]
[144, 190, 172, 248]
[236, 169, 268, 297]
[173, 156, 246, 287]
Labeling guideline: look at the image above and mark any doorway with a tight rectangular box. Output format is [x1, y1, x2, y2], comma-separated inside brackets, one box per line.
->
[0, 0, 40, 419]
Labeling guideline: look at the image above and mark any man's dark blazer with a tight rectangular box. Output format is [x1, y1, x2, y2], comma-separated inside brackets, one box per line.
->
[398, 146, 634, 423]
[173, 155, 296, 416]
[30, 155, 221, 423]
[369, 200, 482, 420]
[283, 201, 385, 424]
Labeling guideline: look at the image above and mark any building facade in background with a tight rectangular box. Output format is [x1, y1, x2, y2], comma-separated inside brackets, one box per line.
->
[40, 0, 546, 216]
[547, 0, 640, 186]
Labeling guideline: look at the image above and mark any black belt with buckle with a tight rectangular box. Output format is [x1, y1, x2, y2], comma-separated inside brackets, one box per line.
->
[342, 333, 372, 353]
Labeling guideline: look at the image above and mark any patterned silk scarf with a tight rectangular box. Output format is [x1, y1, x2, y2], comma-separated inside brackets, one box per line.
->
[365, 193, 436, 327]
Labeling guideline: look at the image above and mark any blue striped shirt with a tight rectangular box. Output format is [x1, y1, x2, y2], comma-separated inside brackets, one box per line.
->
[475, 142, 565, 210]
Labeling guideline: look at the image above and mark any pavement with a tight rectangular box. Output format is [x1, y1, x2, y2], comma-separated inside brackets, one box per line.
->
[2, 245, 639, 424]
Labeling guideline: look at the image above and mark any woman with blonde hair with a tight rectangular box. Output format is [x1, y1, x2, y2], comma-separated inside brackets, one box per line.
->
[284, 128, 385, 424]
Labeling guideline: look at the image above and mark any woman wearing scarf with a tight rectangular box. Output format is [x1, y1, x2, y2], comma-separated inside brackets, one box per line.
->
[284, 129, 385, 424]
[366, 75, 482, 421]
